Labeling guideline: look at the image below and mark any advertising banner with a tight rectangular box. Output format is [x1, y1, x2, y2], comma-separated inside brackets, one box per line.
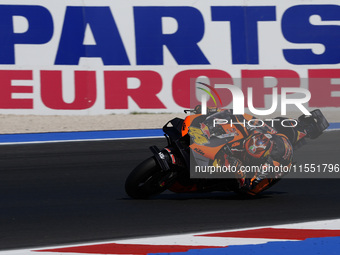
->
[0, 0, 339, 115]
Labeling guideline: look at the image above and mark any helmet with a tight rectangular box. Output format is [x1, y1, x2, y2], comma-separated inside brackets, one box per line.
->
[244, 132, 273, 163]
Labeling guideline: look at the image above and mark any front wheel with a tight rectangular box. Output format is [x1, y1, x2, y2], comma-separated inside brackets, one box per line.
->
[125, 157, 169, 199]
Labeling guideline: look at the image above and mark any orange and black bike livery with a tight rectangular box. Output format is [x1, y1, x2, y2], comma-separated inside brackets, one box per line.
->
[125, 106, 329, 199]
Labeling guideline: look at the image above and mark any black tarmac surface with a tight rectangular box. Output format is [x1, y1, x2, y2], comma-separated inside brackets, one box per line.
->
[0, 131, 340, 250]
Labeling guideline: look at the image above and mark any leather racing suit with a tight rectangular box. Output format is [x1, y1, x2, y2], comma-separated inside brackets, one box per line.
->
[188, 108, 306, 195]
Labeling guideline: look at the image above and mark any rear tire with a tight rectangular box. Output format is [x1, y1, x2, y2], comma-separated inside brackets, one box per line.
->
[125, 157, 168, 199]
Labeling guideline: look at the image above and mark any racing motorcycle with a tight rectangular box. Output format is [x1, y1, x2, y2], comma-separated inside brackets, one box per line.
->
[125, 107, 329, 199]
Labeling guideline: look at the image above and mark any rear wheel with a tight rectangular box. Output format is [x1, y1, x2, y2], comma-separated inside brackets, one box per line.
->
[125, 157, 169, 199]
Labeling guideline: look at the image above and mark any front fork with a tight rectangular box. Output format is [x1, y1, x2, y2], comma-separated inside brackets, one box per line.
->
[149, 145, 178, 188]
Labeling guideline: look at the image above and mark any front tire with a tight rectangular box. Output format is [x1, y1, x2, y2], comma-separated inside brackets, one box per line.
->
[125, 157, 168, 199]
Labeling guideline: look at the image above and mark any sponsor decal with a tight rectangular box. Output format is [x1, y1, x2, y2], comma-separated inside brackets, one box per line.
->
[194, 147, 205, 156]
[188, 126, 209, 145]
[200, 123, 211, 139]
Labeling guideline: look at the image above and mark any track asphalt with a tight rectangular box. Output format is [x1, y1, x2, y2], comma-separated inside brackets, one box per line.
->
[0, 131, 339, 250]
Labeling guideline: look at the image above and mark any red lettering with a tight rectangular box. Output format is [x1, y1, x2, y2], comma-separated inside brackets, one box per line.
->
[309, 69, 340, 107]
[0, 70, 33, 109]
[40, 71, 96, 110]
[0, 68, 335, 112]
[172, 69, 233, 108]
[242, 70, 300, 108]
[104, 71, 165, 109]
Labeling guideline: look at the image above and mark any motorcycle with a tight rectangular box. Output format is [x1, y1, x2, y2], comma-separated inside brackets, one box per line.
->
[125, 107, 329, 199]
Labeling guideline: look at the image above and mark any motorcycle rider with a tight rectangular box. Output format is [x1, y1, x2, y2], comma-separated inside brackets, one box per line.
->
[189, 106, 306, 196]
[125, 102, 329, 199]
